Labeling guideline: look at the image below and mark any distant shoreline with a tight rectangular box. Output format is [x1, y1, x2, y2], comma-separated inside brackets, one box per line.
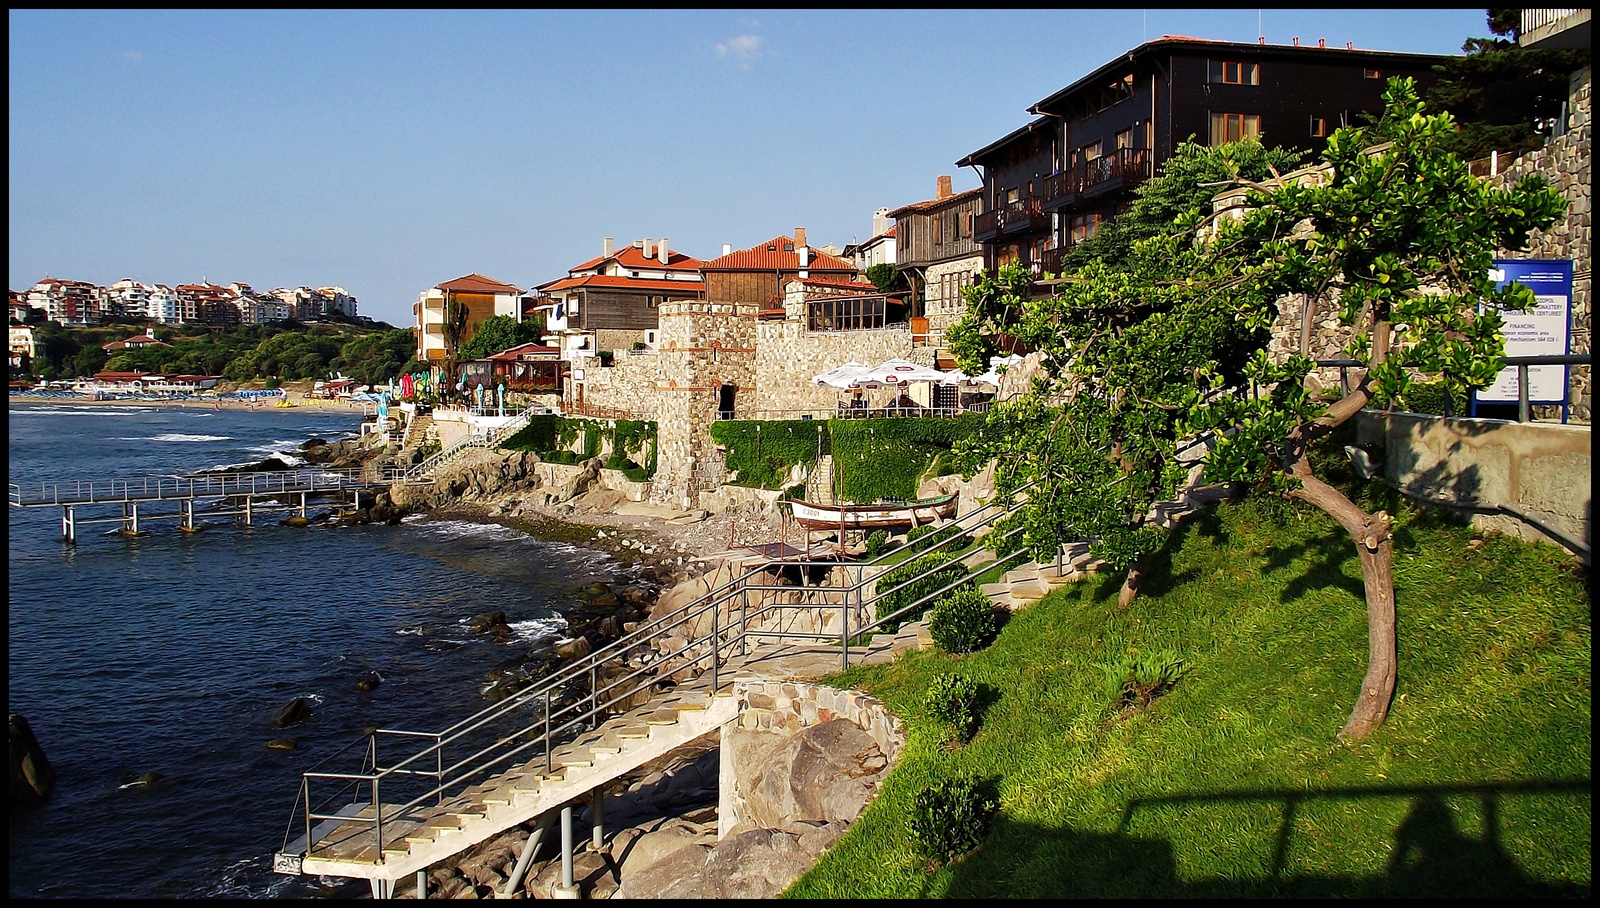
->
[7, 391, 375, 414]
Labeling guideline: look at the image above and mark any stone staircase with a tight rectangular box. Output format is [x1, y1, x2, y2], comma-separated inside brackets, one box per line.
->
[803, 455, 836, 505]
[978, 479, 1231, 612]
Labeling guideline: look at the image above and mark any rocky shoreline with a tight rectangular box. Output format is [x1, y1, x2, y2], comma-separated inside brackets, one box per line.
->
[271, 442, 902, 899]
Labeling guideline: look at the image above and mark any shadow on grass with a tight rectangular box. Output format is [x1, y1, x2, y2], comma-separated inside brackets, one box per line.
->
[942, 778, 1590, 899]
[1258, 526, 1368, 604]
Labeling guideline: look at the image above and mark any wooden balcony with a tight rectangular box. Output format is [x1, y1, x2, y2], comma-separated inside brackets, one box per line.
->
[998, 198, 1050, 236]
[975, 209, 1000, 242]
[1080, 148, 1151, 198]
[1042, 148, 1153, 210]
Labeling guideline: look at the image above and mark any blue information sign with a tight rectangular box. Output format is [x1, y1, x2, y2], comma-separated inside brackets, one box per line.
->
[1475, 259, 1573, 409]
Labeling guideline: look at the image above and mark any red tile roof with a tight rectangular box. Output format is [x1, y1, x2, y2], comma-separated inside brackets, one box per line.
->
[435, 273, 524, 294]
[537, 274, 705, 294]
[486, 342, 560, 362]
[569, 245, 706, 273]
[799, 278, 882, 293]
[702, 235, 856, 272]
[887, 187, 982, 217]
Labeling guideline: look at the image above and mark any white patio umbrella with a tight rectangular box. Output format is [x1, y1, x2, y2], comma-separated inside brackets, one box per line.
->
[972, 354, 1024, 388]
[813, 361, 870, 388]
[851, 358, 949, 389]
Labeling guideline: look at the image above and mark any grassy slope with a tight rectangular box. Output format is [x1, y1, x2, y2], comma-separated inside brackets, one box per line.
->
[787, 484, 1590, 898]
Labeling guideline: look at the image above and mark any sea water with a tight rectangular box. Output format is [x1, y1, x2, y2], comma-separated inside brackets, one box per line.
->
[7, 402, 625, 898]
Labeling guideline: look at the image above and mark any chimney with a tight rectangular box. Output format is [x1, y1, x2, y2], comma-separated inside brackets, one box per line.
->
[1259, 35, 1266, 44]
[658, 236, 669, 264]
[794, 227, 806, 248]
[722, 243, 733, 256]
[604, 236, 613, 257]
[1346, 41, 1354, 50]
[1292, 36, 1300, 46]
[641, 238, 652, 259]
[1318, 37, 1326, 48]
[936, 174, 953, 200]
[872, 208, 891, 237]
[633, 239, 645, 250]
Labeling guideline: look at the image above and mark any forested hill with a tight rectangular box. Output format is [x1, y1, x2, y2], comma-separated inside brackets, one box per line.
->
[20, 318, 417, 386]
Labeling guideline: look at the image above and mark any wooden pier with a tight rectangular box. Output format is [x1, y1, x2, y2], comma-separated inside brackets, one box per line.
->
[8, 467, 393, 542]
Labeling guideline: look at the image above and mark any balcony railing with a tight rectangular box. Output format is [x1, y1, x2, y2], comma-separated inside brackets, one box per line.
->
[999, 197, 1050, 235]
[974, 209, 1000, 242]
[1043, 148, 1153, 209]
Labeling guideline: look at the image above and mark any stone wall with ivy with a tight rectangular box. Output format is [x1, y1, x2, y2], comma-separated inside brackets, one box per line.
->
[501, 414, 658, 481]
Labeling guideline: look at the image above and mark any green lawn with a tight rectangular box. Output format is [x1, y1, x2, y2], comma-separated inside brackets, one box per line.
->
[787, 488, 1591, 898]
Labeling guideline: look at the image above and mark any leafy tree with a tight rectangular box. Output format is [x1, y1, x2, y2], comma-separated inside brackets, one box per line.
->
[1423, 11, 1587, 162]
[865, 263, 905, 293]
[951, 79, 1564, 741]
[458, 314, 543, 361]
[441, 296, 471, 393]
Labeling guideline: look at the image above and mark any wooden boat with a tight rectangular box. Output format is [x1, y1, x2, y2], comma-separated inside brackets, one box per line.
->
[785, 492, 959, 531]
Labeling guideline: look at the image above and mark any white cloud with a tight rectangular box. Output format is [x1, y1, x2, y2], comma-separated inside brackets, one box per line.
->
[122, 50, 143, 64]
[713, 34, 763, 69]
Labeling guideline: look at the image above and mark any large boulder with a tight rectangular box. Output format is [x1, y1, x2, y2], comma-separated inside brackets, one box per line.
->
[269, 697, 313, 728]
[10, 713, 56, 805]
[727, 719, 889, 830]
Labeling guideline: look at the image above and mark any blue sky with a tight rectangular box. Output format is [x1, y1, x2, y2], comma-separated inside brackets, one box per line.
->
[10, 9, 1492, 326]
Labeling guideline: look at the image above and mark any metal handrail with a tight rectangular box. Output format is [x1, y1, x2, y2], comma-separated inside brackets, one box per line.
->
[9, 466, 376, 508]
[401, 403, 548, 482]
[279, 484, 1034, 863]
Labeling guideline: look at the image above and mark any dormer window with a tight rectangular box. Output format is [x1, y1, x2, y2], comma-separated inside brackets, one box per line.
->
[784, 243, 795, 251]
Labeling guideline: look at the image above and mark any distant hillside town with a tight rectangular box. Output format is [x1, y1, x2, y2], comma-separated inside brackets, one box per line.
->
[9, 278, 365, 328]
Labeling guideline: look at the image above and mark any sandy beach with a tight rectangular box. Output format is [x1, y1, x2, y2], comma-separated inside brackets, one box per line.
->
[7, 391, 377, 414]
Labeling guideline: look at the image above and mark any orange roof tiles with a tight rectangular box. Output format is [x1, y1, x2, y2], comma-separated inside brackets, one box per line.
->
[435, 273, 524, 294]
[702, 235, 856, 272]
[537, 274, 705, 294]
[569, 245, 706, 273]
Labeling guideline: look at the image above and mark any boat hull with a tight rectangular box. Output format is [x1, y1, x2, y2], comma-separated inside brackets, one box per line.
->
[787, 494, 958, 531]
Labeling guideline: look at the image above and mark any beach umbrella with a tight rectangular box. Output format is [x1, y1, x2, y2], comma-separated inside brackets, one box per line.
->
[812, 361, 870, 388]
[851, 358, 948, 389]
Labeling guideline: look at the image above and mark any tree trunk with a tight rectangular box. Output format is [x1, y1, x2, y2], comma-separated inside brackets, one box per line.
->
[1288, 458, 1396, 741]
[1117, 559, 1144, 611]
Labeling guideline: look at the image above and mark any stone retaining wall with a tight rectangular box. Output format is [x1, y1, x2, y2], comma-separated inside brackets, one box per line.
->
[718, 680, 904, 838]
[1353, 410, 1591, 559]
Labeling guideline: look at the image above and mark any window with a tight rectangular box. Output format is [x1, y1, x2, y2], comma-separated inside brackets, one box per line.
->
[961, 211, 973, 238]
[1209, 60, 1260, 85]
[1081, 140, 1102, 162]
[1070, 212, 1100, 245]
[1115, 127, 1134, 150]
[1364, 68, 1382, 79]
[1209, 112, 1262, 146]
[1310, 115, 1329, 138]
[1005, 187, 1020, 204]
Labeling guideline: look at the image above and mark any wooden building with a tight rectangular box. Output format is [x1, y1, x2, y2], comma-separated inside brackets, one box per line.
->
[532, 238, 705, 360]
[700, 229, 857, 306]
[889, 175, 985, 338]
[958, 36, 1449, 274]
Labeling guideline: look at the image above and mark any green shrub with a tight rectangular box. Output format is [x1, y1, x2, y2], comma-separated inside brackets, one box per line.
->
[925, 673, 982, 741]
[1096, 648, 1185, 714]
[906, 522, 972, 553]
[864, 529, 891, 558]
[709, 419, 827, 490]
[930, 586, 1001, 654]
[910, 774, 998, 864]
[874, 554, 970, 633]
[1396, 380, 1468, 416]
[829, 414, 984, 503]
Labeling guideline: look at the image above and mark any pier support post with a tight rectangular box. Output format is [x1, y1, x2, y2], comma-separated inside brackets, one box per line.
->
[416, 869, 426, 899]
[62, 505, 76, 544]
[552, 803, 578, 898]
[299, 492, 307, 518]
[499, 815, 551, 899]
[182, 499, 195, 533]
[244, 496, 252, 526]
[590, 787, 604, 852]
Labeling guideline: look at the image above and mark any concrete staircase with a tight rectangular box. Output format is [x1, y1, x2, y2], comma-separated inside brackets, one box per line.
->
[290, 687, 739, 887]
